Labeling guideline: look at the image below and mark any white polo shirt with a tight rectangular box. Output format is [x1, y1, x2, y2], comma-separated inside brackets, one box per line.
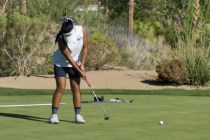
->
[53, 26, 83, 67]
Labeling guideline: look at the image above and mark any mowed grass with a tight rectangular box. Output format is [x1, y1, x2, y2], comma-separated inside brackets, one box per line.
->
[0, 89, 210, 140]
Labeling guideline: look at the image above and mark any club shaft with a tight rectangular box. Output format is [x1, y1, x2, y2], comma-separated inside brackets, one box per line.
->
[90, 86, 108, 116]
[85, 79, 108, 118]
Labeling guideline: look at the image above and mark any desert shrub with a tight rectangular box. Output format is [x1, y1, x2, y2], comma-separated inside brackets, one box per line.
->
[134, 21, 165, 41]
[188, 56, 210, 86]
[0, 15, 7, 76]
[134, 21, 156, 41]
[105, 19, 170, 70]
[86, 29, 121, 70]
[2, 12, 52, 76]
[157, 46, 210, 86]
[156, 58, 189, 85]
[0, 15, 6, 41]
[205, 23, 210, 47]
[156, 0, 210, 86]
[120, 36, 170, 70]
[181, 46, 210, 86]
[159, 41, 210, 86]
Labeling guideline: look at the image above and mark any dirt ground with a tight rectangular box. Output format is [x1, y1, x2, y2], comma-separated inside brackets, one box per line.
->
[0, 70, 207, 90]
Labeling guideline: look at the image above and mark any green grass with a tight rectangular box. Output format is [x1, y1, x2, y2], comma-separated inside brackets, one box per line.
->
[1, 87, 210, 96]
[0, 88, 210, 140]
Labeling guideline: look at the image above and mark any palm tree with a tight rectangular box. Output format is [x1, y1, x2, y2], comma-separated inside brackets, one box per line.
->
[20, 0, 27, 14]
[0, 0, 8, 14]
[106, 0, 109, 17]
[128, 0, 134, 35]
[192, 0, 200, 32]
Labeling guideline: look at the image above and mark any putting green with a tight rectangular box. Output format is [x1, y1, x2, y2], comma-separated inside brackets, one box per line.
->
[0, 95, 210, 140]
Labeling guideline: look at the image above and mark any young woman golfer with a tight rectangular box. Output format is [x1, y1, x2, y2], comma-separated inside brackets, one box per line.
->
[49, 17, 88, 124]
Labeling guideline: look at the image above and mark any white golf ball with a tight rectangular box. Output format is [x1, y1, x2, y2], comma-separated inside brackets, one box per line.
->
[160, 120, 164, 125]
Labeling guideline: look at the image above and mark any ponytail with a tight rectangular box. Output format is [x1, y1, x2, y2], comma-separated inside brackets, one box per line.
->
[55, 30, 62, 44]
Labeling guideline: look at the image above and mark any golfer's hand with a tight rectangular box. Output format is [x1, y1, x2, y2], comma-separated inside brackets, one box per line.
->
[80, 70, 87, 80]
[76, 63, 86, 80]
[80, 64, 86, 72]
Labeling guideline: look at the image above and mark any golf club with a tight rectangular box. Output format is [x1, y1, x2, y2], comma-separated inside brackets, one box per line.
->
[85, 79, 109, 120]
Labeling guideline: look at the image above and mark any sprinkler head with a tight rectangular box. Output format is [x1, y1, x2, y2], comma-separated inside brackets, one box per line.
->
[104, 116, 109, 120]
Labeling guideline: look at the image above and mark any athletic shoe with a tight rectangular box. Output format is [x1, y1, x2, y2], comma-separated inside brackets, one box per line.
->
[75, 114, 85, 124]
[49, 114, 59, 124]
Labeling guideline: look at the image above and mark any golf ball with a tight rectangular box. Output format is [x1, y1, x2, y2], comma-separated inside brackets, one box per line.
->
[160, 120, 164, 125]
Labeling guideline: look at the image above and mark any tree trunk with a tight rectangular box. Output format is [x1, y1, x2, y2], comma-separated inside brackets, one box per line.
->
[128, 0, 135, 35]
[20, 0, 27, 14]
[0, 0, 8, 14]
[98, 0, 101, 12]
[192, 0, 200, 32]
[106, 0, 109, 18]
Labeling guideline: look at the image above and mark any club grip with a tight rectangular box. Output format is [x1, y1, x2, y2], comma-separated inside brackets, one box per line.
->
[75, 61, 91, 87]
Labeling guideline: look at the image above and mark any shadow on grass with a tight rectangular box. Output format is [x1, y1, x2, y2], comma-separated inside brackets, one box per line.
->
[0, 113, 75, 123]
[141, 79, 178, 87]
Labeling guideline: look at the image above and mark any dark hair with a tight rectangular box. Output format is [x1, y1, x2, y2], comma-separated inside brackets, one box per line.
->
[55, 19, 74, 43]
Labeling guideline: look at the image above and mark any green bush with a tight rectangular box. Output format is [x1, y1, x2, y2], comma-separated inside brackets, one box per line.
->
[183, 46, 210, 86]
[0, 15, 7, 47]
[134, 21, 156, 41]
[156, 58, 189, 85]
[158, 45, 210, 86]
[2, 12, 52, 76]
[86, 29, 121, 70]
[0, 15, 7, 76]
[205, 23, 210, 46]
[134, 21, 165, 41]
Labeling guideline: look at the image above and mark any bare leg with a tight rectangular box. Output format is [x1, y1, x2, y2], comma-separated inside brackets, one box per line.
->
[52, 77, 66, 108]
[70, 78, 85, 123]
[49, 77, 66, 123]
[70, 78, 81, 113]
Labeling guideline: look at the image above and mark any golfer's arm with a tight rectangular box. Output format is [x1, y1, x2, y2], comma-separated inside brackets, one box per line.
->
[58, 39, 81, 73]
[80, 27, 88, 66]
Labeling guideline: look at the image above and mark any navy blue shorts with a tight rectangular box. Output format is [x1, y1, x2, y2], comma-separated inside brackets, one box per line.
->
[54, 64, 80, 78]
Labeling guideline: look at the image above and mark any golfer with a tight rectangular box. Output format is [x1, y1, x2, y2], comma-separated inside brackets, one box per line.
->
[49, 17, 88, 124]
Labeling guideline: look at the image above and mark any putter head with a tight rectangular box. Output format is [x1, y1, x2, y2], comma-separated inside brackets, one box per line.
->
[104, 116, 109, 120]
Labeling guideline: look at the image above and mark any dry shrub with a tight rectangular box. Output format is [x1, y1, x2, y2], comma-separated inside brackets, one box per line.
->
[2, 12, 52, 76]
[86, 30, 121, 70]
[106, 20, 170, 70]
[156, 58, 189, 85]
